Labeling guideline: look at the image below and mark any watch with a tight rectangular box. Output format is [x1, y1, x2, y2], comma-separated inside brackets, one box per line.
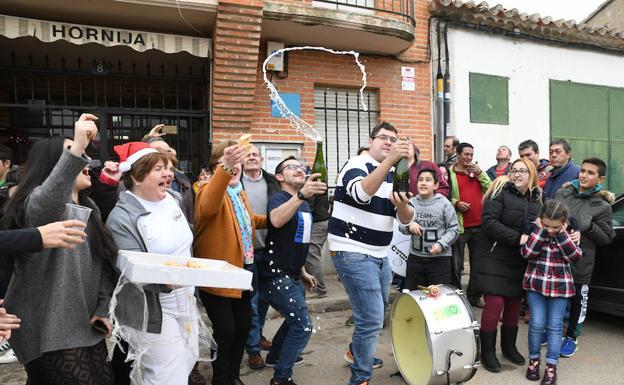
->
[297, 190, 307, 200]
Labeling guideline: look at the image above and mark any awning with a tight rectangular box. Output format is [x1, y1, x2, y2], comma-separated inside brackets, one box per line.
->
[0, 14, 211, 58]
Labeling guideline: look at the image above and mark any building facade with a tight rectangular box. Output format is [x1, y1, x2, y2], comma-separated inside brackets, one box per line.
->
[430, 0, 624, 195]
[1, 0, 433, 184]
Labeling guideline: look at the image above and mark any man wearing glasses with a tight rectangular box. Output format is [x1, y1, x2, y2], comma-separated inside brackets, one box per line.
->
[328, 122, 414, 385]
[259, 156, 327, 385]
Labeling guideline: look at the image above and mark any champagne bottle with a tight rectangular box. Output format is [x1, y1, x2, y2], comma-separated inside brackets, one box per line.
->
[393, 139, 410, 193]
[312, 141, 328, 184]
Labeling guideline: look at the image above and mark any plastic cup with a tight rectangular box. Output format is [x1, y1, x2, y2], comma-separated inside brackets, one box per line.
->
[65, 203, 92, 229]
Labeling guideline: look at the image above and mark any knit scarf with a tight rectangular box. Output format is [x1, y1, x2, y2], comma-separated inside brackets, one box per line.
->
[227, 182, 254, 264]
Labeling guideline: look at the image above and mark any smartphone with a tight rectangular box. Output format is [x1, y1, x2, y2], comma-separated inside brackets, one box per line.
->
[92, 319, 108, 335]
[162, 125, 177, 135]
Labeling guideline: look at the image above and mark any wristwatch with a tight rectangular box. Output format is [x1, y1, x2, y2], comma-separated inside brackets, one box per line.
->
[297, 190, 307, 200]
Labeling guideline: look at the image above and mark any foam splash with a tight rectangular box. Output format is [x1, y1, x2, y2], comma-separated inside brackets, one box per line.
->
[263, 46, 369, 142]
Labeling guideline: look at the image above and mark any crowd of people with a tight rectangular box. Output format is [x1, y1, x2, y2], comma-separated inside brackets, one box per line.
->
[0, 116, 616, 385]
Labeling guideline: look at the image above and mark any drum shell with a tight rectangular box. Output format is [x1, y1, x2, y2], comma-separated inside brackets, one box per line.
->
[390, 285, 480, 385]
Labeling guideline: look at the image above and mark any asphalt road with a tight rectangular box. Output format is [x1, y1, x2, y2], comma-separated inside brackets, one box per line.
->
[2, 308, 622, 385]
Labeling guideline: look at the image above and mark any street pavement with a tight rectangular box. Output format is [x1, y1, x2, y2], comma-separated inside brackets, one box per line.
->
[1, 275, 623, 384]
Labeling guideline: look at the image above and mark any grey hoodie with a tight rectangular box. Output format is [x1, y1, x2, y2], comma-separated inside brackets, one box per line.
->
[399, 193, 459, 257]
[106, 190, 188, 333]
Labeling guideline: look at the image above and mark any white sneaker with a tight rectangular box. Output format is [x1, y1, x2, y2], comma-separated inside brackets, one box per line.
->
[0, 348, 18, 364]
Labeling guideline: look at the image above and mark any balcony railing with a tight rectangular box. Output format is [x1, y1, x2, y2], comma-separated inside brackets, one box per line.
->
[313, 0, 416, 26]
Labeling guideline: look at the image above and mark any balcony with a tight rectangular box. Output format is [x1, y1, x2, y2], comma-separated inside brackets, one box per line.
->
[0, 0, 218, 36]
[262, 0, 417, 55]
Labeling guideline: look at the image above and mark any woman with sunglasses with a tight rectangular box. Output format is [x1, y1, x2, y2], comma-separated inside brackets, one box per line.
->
[471, 158, 543, 373]
[194, 140, 266, 385]
[3, 114, 117, 385]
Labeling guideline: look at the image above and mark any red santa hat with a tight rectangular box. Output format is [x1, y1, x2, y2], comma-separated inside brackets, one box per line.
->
[114, 142, 159, 173]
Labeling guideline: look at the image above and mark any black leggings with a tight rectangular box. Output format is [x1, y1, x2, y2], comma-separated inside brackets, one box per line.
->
[199, 290, 251, 385]
[25, 340, 113, 385]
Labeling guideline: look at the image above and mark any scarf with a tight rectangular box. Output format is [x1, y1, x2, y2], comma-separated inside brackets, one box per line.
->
[227, 182, 254, 264]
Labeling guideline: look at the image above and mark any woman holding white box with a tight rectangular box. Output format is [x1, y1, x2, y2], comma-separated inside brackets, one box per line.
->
[106, 141, 199, 385]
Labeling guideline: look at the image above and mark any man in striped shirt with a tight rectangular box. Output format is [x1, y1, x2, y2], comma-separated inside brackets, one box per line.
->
[329, 122, 414, 385]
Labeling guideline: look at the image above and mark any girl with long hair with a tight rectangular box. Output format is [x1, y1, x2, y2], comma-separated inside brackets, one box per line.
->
[3, 114, 117, 385]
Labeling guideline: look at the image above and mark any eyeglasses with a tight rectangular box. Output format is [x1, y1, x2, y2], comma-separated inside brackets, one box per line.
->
[373, 135, 398, 143]
[277, 163, 305, 174]
[510, 169, 529, 175]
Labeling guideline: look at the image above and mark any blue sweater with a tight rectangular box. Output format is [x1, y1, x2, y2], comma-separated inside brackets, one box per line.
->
[543, 161, 580, 200]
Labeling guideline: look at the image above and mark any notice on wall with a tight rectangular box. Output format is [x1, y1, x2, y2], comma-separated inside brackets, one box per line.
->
[401, 66, 415, 91]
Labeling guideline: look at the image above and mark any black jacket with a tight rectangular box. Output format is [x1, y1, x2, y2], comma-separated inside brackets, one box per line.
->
[472, 182, 542, 298]
[554, 183, 614, 284]
[0, 228, 43, 254]
[174, 171, 195, 223]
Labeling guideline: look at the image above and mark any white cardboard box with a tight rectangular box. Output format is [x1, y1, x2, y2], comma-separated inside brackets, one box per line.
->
[116, 250, 252, 290]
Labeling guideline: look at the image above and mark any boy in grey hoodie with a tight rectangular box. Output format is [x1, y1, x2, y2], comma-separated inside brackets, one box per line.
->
[399, 168, 459, 290]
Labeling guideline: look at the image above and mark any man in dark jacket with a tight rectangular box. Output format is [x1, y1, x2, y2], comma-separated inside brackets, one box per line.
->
[518, 140, 551, 189]
[241, 145, 281, 369]
[554, 157, 614, 358]
[486, 145, 512, 181]
[543, 139, 580, 199]
[444, 136, 459, 167]
[305, 190, 330, 298]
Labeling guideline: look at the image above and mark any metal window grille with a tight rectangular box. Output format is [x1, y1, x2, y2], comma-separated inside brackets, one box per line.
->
[314, 87, 379, 187]
[0, 53, 210, 173]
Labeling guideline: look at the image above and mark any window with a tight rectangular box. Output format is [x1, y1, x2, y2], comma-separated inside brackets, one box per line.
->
[469, 72, 509, 125]
[613, 201, 624, 227]
[254, 142, 302, 175]
[314, 86, 379, 187]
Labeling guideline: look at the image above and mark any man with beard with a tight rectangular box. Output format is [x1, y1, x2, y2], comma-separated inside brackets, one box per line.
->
[258, 156, 327, 385]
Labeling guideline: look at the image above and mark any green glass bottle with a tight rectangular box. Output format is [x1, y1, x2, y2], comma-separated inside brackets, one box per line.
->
[312, 141, 328, 184]
[393, 141, 410, 193]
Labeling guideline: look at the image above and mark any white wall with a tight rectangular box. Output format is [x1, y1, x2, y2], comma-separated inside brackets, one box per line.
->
[446, 26, 624, 168]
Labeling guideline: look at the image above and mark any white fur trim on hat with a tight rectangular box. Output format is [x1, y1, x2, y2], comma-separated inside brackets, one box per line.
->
[119, 148, 158, 173]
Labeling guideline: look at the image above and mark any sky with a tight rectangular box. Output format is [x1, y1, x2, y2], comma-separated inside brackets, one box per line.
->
[492, 0, 607, 22]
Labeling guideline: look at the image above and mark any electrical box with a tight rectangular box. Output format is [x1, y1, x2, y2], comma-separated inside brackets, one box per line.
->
[266, 41, 285, 72]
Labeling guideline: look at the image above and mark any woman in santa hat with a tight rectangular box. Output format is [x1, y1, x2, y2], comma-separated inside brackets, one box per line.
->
[3, 114, 117, 385]
[106, 140, 199, 385]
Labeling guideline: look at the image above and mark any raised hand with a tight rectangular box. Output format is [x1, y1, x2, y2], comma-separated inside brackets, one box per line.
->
[388, 139, 410, 164]
[71, 114, 98, 156]
[299, 173, 327, 198]
[221, 144, 246, 170]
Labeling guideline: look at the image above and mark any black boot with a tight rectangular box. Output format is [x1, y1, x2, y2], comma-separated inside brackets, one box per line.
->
[500, 325, 526, 365]
[480, 329, 502, 372]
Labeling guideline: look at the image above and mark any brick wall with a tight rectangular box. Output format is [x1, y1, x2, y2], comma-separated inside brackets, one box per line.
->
[212, 0, 264, 131]
[211, 0, 433, 164]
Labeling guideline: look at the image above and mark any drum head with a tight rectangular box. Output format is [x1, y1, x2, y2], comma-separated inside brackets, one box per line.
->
[390, 293, 433, 385]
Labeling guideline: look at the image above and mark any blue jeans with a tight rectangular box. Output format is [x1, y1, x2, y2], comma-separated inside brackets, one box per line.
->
[527, 291, 568, 365]
[332, 251, 392, 385]
[261, 276, 312, 382]
[245, 261, 270, 354]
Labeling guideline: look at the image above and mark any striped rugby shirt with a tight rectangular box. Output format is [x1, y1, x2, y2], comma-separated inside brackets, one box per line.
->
[521, 228, 582, 298]
[329, 153, 410, 258]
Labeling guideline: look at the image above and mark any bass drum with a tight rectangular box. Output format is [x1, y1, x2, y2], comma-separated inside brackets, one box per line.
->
[390, 285, 480, 385]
